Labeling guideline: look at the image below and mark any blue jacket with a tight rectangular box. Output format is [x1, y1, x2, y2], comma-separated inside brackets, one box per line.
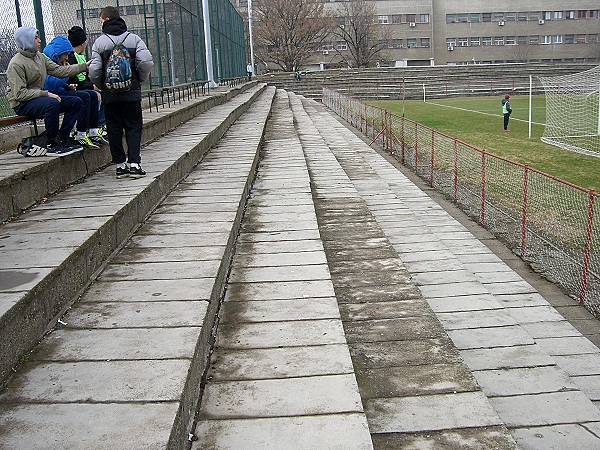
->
[42, 35, 74, 95]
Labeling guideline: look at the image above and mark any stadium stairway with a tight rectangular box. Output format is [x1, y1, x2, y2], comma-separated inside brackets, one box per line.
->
[0, 84, 600, 449]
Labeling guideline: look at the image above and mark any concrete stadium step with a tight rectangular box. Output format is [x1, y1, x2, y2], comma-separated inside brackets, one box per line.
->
[296, 93, 600, 448]
[0, 83, 267, 389]
[289, 93, 518, 448]
[0, 85, 276, 449]
[191, 89, 373, 449]
[0, 83, 257, 224]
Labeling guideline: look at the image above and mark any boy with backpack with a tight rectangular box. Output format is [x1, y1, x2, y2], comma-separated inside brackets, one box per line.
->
[89, 6, 154, 179]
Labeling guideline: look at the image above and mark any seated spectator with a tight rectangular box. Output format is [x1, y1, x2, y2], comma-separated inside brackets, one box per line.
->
[67, 26, 107, 138]
[6, 27, 89, 155]
[43, 35, 108, 148]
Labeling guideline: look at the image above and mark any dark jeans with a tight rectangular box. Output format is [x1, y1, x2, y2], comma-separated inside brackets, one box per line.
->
[504, 113, 510, 130]
[61, 90, 99, 131]
[105, 101, 143, 164]
[14, 95, 82, 141]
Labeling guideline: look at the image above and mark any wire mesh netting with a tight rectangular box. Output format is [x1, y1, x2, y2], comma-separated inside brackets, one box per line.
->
[539, 65, 600, 158]
[1, 0, 246, 118]
[323, 87, 600, 316]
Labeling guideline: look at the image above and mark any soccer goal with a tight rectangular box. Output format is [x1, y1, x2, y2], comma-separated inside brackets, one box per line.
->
[538, 65, 600, 157]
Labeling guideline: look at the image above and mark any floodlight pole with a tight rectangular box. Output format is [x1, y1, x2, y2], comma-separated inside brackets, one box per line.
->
[248, 0, 256, 76]
[528, 75, 532, 139]
[202, 0, 217, 87]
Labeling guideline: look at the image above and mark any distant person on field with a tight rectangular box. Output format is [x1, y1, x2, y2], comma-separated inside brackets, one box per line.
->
[294, 70, 302, 82]
[67, 26, 107, 138]
[6, 26, 90, 155]
[502, 95, 512, 132]
[89, 6, 154, 179]
[246, 62, 253, 81]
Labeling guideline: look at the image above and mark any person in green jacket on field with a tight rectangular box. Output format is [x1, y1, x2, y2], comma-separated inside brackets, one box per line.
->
[502, 94, 512, 132]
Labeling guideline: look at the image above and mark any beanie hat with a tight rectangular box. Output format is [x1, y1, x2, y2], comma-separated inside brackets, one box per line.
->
[68, 26, 87, 47]
[505, 95, 510, 99]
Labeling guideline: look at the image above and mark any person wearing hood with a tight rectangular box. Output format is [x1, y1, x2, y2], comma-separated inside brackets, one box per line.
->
[89, 6, 154, 179]
[43, 35, 107, 148]
[6, 26, 90, 155]
[502, 95, 512, 132]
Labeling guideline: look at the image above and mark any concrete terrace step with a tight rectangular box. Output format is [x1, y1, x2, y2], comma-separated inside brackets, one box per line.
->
[0, 82, 258, 224]
[0, 85, 276, 449]
[192, 90, 373, 449]
[298, 94, 600, 448]
[0, 83, 267, 388]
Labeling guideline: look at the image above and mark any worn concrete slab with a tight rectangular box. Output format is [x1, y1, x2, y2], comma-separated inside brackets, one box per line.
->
[472, 366, 577, 397]
[98, 260, 219, 281]
[365, 391, 503, 433]
[448, 325, 535, 349]
[228, 264, 330, 283]
[437, 310, 518, 329]
[511, 423, 600, 450]
[225, 279, 336, 301]
[83, 278, 214, 302]
[344, 316, 446, 343]
[460, 345, 556, 370]
[192, 414, 373, 450]
[220, 297, 340, 323]
[553, 353, 600, 376]
[536, 336, 600, 356]
[426, 293, 504, 312]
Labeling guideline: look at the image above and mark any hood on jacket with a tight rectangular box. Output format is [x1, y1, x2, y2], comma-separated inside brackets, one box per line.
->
[14, 27, 38, 52]
[43, 35, 74, 64]
[44, 36, 75, 64]
[102, 17, 128, 36]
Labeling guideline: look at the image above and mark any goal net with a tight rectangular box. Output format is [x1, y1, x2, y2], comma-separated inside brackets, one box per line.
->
[539, 65, 600, 157]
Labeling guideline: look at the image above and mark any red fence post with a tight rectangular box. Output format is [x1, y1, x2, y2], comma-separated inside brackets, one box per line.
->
[580, 191, 596, 304]
[414, 122, 419, 172]
[453, 139, 458, 204]
[430, 129, 435, 187]
[401, 116, 405, 164]
[481, 151, 486, 225]
[521, 167, 529, 257]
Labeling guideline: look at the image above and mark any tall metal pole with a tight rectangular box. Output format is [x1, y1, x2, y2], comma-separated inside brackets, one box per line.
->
[528, 75, 533, 139]
[247, 0, 255, 76]
[32, 0, 45, 47]
[152, 0, 164, 86]
[15, 0, 22, 27]
[202, 0, 216, 86]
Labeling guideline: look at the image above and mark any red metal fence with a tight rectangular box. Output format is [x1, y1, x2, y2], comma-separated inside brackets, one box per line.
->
[323, 88, 600, 316]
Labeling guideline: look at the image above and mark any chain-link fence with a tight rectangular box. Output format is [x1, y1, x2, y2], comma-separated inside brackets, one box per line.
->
[324, 87, 600, 317]
[1, 0, 246, 118]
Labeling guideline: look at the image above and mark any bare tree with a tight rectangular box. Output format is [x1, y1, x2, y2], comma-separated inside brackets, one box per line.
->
[253, 0, 333, 72]
[331, 0, 387, 68]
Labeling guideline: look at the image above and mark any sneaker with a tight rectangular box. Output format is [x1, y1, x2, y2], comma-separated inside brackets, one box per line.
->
[116, 166, 130, 179]
[99, 124, 107, 136]
[59, 136, 84, 152]
[74, 135, 100, 149]
[46, 141, 80, 157]
[89, 134, 109, 146]
[129, 165, 146, 179]
[503, 129, 510, 132]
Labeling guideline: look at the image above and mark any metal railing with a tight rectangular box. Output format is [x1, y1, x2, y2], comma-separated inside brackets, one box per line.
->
[323, 87, 600, 316]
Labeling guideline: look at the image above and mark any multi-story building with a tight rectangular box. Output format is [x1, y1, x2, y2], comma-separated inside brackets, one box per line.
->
[231, 0, 600, 69]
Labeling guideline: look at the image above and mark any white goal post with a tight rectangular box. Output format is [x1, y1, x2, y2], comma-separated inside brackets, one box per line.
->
[538, 65, 600, 157]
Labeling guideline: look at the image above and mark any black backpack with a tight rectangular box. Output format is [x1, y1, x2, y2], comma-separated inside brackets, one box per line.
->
[17, 132, 48, 157]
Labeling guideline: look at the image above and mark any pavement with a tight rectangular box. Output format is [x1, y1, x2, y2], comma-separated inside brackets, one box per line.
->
[0, 85, 599, 449]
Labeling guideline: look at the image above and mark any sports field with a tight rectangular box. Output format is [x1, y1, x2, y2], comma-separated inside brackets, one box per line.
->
[368, 95, 599, 191]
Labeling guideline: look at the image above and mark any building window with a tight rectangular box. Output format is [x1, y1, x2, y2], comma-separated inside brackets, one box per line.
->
[553, 35, 563, 43]
[564, 34, 575, 43]
[591, 10, 599, 18]
[493, 12, 504, 22]
[566, 11, 575, 19]
[420, 14, 430, 23]
[577, 34, 587, 43]
[470, 13, 480, 23]
[420, 38, 430, 47]
[505, 12, 516, 21]
[482, 13, 492, 22]
[578, 10, 588, 19]
[458, 37, 469, 46]
[506, 36, 516, 45]
[482, 36, 492, 46]
[406, 39, 416, 48]
[392, 15, 401, 24]
[125, 5, 136, 15]
[553, 11, 563, 20]
[378, 15, 389, 24]
[517, 36, 528, 45]
[336, 42, 347, 50]
[494, 36, 505, 45]
[470, 37, 480, 46]
[446, 38, 457, 47]
[543, 11, 552, 20]
[589, 34, 599, 43]
[457, 13, 468, 23]
[446, 14, 457, 23]
[529, 35, 539, 44]
[542, 35, 552, 44]
[392, 39, 403, 48]
[406, 14, 416, 23]
[323, 43, 334, 51]
[517, 12, 529, 21]
[529, 12, 540, 21]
